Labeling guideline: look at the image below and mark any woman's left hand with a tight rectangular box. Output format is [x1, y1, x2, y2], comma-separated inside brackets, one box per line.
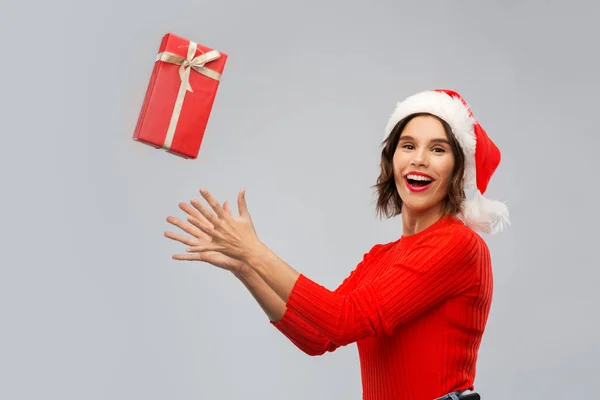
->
[185, 188, 264, 262]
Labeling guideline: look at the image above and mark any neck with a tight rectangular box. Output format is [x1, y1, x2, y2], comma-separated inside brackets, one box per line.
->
[401, 203, 446, 236]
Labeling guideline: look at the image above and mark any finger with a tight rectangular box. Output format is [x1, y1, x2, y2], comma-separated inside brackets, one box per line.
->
[172, 251, 228, 265]
[187, 215, 219, 239]
[179, 202, 206, 223]
[166, 216, 204, 238]
[164, 231, 199, 247]
[238, 188, 249, 217]
[186, 242, 225, 253]
[190, 197, 221, 227]
[178, 202, 213, 241]
[172, 253, 207, 261]
[223, 201, 232, 216]
[199, 188, 228, 220]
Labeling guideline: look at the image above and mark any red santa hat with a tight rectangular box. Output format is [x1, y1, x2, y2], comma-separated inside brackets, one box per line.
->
[383, 89, 510, 234]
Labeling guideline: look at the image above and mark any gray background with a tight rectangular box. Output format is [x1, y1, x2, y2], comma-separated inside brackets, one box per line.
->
[1, 0, 598, 398]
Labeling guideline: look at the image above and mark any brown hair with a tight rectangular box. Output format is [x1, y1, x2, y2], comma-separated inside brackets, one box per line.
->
[373, 113, 466, 219]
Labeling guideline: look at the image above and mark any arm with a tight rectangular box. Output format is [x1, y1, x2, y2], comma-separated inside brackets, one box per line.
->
[234, 245, 383, 355]
[245, 228, 483, 345]
[233, 267, 287, 322]
[234, 267, 337, 356]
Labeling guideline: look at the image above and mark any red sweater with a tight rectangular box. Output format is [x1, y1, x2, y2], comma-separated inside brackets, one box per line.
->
[271, 216, 493, 400]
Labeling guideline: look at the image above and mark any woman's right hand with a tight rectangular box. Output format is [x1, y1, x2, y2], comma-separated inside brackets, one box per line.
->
[165, 200, 251, 276]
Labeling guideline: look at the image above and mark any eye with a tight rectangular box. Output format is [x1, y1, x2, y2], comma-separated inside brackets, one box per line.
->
[401, 144, 414, 150]
[432, 147, 446, 153]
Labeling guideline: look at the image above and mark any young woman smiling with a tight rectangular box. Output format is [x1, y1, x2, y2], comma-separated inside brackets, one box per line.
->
[164, 89, 510, 400]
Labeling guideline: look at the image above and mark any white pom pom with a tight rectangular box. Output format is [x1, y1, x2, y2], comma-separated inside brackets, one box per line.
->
[459, 191, 510, 234]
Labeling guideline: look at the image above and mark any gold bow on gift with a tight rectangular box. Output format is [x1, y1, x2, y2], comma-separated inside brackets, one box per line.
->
[156, 41, 222, 150]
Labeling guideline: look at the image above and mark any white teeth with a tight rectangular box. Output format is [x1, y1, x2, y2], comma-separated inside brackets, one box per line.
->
[406, 174, 432, 181]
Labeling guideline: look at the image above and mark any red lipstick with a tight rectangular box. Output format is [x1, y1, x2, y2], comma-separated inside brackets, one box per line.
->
[404, 171, 434, 193]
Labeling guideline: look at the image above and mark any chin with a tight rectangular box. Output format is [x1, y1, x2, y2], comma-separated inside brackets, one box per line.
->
[402, 201, 437, 214]
[398, 191, 445, 214]
[398, 185, 447, 214]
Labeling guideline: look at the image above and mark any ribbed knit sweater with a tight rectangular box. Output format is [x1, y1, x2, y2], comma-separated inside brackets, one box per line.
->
[271, 216, 493, 400]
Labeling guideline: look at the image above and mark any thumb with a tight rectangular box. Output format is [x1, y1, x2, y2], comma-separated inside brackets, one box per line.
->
[237, 189, 249, 217]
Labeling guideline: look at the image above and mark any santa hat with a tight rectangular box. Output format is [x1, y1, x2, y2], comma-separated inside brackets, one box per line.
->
[383, 89, 510, 234]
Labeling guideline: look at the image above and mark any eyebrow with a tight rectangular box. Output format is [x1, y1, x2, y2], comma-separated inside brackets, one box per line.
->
[398, 135, 451, 145]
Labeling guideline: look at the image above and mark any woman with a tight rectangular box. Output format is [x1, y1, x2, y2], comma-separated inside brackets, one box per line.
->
[164, 89, 509, 400]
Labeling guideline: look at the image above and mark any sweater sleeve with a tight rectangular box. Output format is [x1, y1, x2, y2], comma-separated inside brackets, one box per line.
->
[270, 244, 385, 356]
[284, 227, 484, 346]
[269, 308, 339, 356]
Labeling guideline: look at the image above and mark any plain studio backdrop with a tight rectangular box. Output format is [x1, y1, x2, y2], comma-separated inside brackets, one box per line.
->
[0, 0, 598, 398]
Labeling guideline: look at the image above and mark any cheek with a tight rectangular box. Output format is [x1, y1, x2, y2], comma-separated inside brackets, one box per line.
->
[391, 154, 401, 175]
[436, 160, 455, 186]
[392, 151, 407, 171]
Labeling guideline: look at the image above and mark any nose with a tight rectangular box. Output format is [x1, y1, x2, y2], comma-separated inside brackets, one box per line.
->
[410, 149, 429, 167]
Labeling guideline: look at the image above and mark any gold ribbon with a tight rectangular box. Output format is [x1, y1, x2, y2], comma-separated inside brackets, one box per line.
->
[155, 41, 222, 150]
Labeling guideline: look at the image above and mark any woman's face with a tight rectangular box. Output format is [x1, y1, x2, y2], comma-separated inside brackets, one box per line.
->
[392, 115, 456, 214]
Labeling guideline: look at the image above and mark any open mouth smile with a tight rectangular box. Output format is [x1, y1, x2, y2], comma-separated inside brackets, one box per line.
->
[404, 172, 435, 192]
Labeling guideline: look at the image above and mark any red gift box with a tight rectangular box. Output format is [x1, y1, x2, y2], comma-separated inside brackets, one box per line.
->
[133, 33, 228, 159]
